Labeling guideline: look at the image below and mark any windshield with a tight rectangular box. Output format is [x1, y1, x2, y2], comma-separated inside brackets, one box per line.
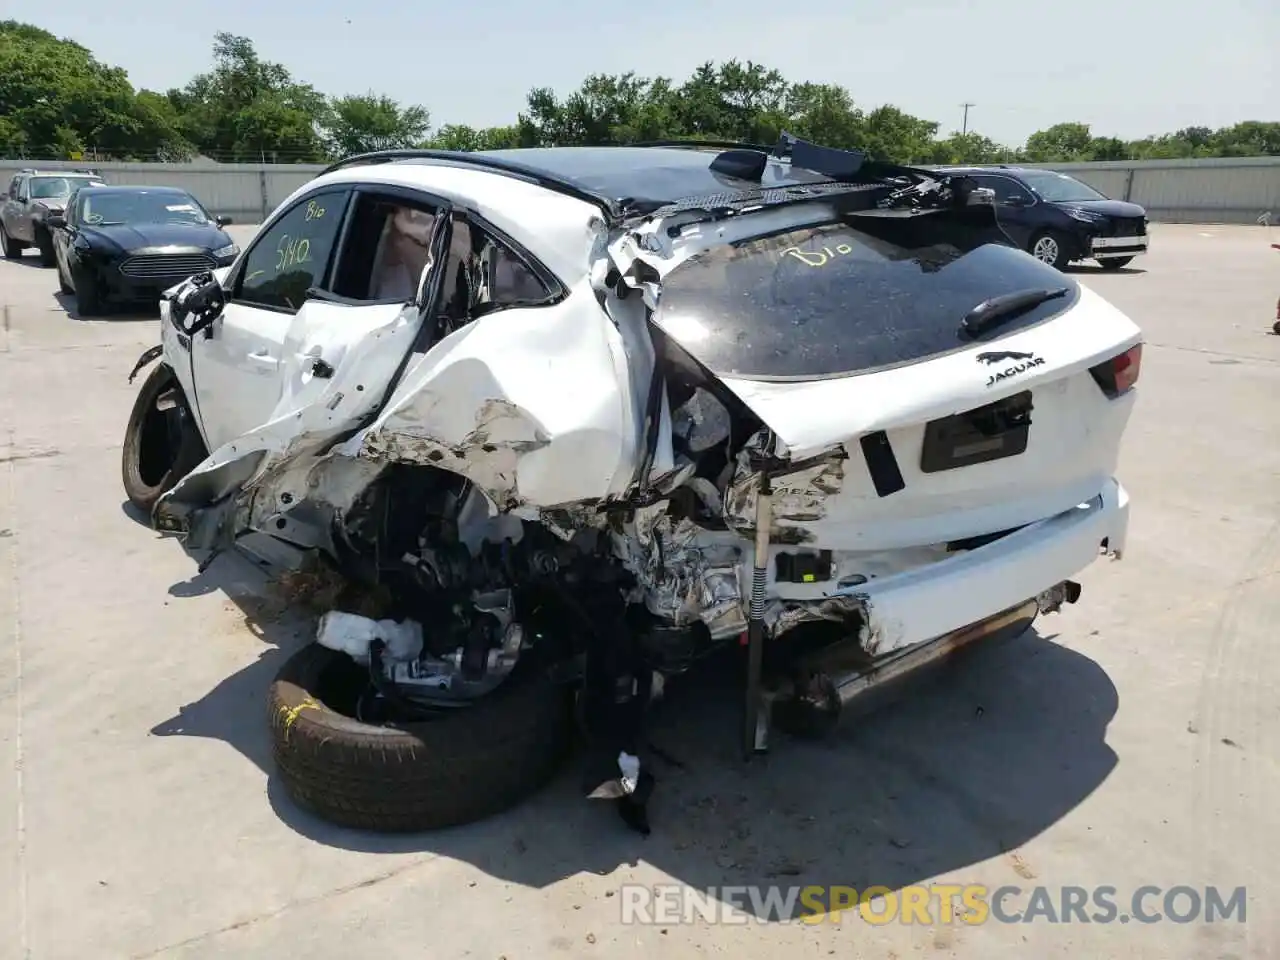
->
[653, 212, 1080, 380]
[1016, 170, 1107, 203]
[79, 191, 211, 227]
[30, 177, 100, 200]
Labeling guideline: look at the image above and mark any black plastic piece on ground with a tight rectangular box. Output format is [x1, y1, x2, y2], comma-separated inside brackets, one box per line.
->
[617, 769, 655, 836]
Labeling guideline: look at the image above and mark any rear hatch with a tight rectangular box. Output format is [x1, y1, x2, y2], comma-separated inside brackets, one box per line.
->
[653, 213, 1142, 550]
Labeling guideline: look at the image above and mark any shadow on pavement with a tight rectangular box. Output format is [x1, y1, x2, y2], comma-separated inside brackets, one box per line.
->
[54, 290, 161, 321]
[1066, 263, 1147, 276]
[149, 547, 1120, 919]
[3, 252, 51, 270]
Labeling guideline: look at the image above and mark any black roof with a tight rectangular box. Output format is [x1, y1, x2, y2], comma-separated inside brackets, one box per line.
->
[322, 142, 945, 222]
[467, 146, 833, 208]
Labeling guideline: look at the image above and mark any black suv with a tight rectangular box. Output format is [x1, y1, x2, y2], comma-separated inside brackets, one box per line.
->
[932, 165, 1148, 271]
[1, 168, 106, 265]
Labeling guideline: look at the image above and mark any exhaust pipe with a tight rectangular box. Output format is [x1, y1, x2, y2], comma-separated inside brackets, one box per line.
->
[824, 598, 1042, 708]
[769, 582, 1080, 735]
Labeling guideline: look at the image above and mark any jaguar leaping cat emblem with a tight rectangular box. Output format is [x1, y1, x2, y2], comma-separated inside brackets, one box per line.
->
[976, 350, 1036, 365]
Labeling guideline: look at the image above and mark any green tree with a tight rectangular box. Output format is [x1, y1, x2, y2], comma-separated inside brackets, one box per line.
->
[424, 124, 521, 151]
[169, 33, 330, 161]
[1022, 122, 1095, 162]
[926, 132, 1008, 164]
[326, 93, 430, 155]
[859, 106, 939, 163]
[783, 83, 864, 150]
[0, 20, 188, 159]
[6, 26, 1279, 167]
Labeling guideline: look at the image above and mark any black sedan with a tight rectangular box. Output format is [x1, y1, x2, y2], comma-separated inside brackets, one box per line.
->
[47, 185, 239, 315]
[931, 165, 1149, 270]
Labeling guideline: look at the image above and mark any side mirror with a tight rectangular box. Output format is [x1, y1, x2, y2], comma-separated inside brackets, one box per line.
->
[169, 273, 226, 337]
[46, 215, 66, 228]
[215, 215, 232, 227]
[1004, 194, 1029, 207]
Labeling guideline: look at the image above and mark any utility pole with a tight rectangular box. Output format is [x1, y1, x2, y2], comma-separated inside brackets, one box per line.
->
[961, 102, 975, 137]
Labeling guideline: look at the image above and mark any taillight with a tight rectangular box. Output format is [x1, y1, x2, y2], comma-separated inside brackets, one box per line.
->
[1089, 344, 1143, 397]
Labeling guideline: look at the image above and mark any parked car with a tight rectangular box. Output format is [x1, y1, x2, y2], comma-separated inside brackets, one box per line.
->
[933, 165, 1149, 270]
[121, 140, 1141, 834]
[46, 184, 238, 316]
[1, 168, 106, 265]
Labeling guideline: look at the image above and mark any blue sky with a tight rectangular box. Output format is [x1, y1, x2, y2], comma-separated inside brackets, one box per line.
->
[21, 0, 1279, 147]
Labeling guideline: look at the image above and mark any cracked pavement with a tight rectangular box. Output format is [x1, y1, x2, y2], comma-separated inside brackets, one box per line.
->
[1, 224, 1278, 959]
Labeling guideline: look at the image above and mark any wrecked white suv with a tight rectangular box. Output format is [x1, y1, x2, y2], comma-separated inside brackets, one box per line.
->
[121, 137, 1140, 835]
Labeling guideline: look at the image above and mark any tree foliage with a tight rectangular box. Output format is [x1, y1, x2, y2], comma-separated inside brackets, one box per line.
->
[1, 23, 1277, 166]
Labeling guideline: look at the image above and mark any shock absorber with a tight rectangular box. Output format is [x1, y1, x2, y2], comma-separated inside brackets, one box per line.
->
[742, 472, 772, 760]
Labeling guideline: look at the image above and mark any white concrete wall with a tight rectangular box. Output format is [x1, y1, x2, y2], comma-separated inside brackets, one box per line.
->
[0, 159, 323, 223]
[4, 155, 1278, 225]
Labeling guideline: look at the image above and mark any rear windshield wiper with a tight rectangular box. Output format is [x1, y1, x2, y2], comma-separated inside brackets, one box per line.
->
[959, 286, 1069, 337]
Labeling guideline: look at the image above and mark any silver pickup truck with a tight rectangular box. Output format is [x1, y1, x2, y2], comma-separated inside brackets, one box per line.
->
[1, 168, 105, 265]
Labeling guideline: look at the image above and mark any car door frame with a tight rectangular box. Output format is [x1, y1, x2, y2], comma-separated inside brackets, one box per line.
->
[185, 181, 456, 452]
[0, 175, 20, 237]
[182, 183, 358, 450]
[976, 173, 1039, 250]
[7, 175, 33, 242]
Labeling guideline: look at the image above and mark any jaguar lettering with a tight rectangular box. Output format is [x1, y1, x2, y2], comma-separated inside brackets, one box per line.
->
[984, 354, 1046, 387]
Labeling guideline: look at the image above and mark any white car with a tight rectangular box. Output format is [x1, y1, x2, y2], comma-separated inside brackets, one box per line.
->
[121, 138, 1141, 834]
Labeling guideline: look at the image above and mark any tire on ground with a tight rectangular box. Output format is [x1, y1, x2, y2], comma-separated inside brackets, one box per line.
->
[0, 223, 21, 259]
[121, 363, 208, 512]
[73, 266, 104, 316]
[1029, 229, 1069, 270]
[269, 642, 576, 832]
[36, 227, 56, 267]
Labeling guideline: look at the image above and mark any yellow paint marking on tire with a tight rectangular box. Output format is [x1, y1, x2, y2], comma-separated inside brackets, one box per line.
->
[277, 695, 323, 741]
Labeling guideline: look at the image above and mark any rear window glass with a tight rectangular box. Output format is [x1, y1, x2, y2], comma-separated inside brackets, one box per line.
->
[653, 215, 1080, 380]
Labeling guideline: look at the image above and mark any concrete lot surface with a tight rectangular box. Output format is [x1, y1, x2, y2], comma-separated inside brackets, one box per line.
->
[2, 224, 1279, 959]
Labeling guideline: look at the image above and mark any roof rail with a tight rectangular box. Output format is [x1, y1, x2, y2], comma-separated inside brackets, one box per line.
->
[628, 139, 781, 154]
[317, 148, 622, 218]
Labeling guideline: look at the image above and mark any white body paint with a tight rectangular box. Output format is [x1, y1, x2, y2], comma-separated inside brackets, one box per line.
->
[154, 156, 1137, 658]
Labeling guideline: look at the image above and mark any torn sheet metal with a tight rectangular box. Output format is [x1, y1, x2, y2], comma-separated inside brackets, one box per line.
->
[355, 397, 552, 510]
[335, 277, 650, 511]
[761, 594, 867, 640]
[156, 299, 420, 528]
[611, 505, 748, 640]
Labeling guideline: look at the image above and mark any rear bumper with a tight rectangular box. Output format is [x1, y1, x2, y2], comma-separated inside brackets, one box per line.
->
[832, 477, 1129, 656]
[1091, 235, 1148, 258]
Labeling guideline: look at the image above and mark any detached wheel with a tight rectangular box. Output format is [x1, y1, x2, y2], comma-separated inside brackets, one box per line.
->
[121, 363, 208, 513]
[72, 266, 104, 316]
[1098, 256, 1134, 271]
[269, 643, 575, 832]
[0, 223, 21, 259]
[35, 227, 56, 267]
[1029, 230, 1069, 270]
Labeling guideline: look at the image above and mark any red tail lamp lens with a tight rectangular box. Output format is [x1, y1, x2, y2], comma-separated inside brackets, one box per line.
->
[1090, 344, 1142, 397]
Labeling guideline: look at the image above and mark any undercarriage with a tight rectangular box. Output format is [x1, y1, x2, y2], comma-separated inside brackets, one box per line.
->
[249, 445, 1085, 834]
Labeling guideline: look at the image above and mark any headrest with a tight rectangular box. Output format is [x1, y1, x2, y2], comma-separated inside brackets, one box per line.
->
[392, 207, 434, 246]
